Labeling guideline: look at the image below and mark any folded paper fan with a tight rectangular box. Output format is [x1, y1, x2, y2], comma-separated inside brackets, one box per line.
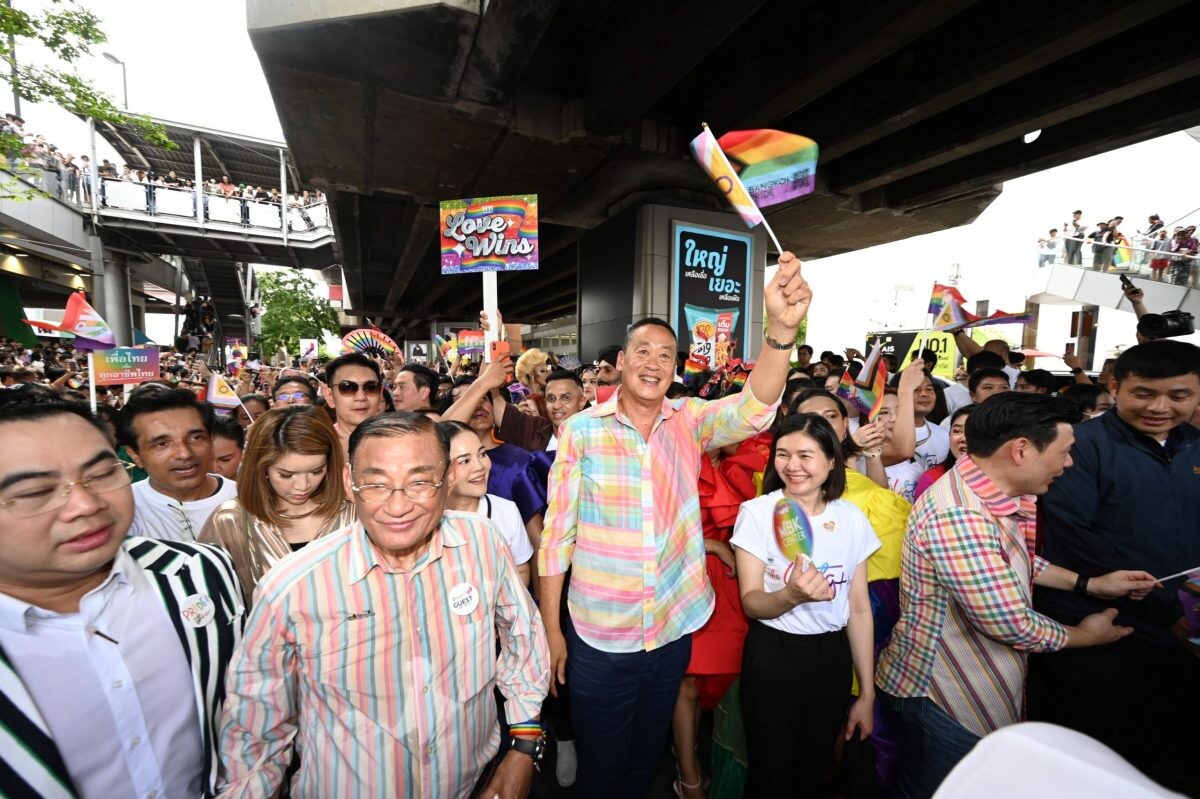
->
[774, 496, 814, 564]
[342, 328, 399, 358]
[557, 354, 582, 372]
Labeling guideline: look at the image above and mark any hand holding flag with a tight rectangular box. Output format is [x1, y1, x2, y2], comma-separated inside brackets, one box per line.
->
[764, 252, 811, 334]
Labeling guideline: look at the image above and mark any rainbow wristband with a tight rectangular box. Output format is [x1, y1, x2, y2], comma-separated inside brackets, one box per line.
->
[509, 722, 542, 739]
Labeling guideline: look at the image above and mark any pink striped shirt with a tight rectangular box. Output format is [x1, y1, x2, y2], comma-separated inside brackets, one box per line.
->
[539, 386, 777, 652]
[216, 514, 549, 798]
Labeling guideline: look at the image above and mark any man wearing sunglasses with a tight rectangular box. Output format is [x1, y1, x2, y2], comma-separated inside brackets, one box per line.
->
[219, 412, 549, 798]
[0, 393, 245, 798]
[322, 353, 385, 457]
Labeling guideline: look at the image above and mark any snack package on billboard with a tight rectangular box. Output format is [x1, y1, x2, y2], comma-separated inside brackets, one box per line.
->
[684, 303, 740, 369]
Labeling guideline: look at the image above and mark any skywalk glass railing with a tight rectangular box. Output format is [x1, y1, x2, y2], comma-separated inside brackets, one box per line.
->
[4, 161, 331, 238]
[96, 178, 331, 235]
[1042, 232, 1197, 288]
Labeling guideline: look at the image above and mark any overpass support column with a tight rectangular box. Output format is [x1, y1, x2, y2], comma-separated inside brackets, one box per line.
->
[88, 233, 131, 346]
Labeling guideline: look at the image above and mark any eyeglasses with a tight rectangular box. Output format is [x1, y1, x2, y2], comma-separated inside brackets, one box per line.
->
[336, 379, 382, 397]
[0, 461, 134, 518]
[351, 478, 445, 503]
[274, 391, 311, 402]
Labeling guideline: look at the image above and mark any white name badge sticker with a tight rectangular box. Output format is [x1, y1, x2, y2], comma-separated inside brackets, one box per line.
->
[449, 582, 479, 617]
[180, 593, 216, 628]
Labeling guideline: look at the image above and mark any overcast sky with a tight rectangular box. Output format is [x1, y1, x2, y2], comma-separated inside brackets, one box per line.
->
[14, 0, 1200, 358]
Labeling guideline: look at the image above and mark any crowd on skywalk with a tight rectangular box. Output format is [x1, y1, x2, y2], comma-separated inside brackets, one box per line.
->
[1, 110, 327, 215]
[1, 255, 1197, 799]
[1036, 209, 1199, 286]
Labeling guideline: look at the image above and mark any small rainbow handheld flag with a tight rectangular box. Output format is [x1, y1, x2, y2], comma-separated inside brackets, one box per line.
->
[690, 125, 764, 229]
[836, 342, 888, 420]
[207, 373, 241, 410]
[1112, 235, 1134, 267]
[929, 289, 1032, 332]
[928, 283, 968, 316]
[717, 129, 819, 209]
[23, 290, 116, 350]
[683, 354, 709, 379]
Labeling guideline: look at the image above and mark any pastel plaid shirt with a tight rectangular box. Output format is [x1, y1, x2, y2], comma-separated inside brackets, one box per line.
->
[875, 456, 1069, 737]
[539, 386, 777, 653]
[217, 515, 549, 798]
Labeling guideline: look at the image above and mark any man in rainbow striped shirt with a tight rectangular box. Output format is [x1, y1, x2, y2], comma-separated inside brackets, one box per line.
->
[538, 252, 812, 797]
[217, 413, 550, 798]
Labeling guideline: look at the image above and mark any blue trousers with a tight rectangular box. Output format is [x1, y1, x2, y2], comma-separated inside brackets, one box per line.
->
[886, 694, 980, 798]
[566, 621, 691, 798]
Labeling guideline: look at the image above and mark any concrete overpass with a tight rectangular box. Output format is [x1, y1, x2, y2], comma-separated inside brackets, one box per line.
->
[248, 0, 1200, 338]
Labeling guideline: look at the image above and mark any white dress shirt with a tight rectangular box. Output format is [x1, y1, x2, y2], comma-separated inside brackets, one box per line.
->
[0, 547, 204, 799]
[129, 475, 238, 541]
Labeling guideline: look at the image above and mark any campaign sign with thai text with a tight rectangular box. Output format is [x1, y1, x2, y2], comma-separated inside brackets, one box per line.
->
[440, 194, 539, 274]
[93, 347, 160, 385]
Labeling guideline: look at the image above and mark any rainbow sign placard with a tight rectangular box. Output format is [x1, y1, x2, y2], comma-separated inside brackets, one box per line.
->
[440, 194, 539, 274]
[92, 347, 159, 385]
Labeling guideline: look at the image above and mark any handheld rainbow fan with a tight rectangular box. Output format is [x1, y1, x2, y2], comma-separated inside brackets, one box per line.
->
[774, 497, 814, 565]
[341, 328, 399, 358]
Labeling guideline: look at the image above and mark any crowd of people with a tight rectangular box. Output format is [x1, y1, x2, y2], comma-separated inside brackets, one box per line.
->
[0, 252, 1197, 799]
[1, 110, 327, 219]
[1037, 209, 1199, 286]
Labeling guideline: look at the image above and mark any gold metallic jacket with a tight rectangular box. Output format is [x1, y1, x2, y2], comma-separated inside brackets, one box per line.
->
[198, 499, 357, 601]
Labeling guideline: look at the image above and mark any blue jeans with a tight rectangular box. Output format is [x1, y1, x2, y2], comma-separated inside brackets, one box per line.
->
[886, 694, 980, 798]
[566, 621, 691, 798]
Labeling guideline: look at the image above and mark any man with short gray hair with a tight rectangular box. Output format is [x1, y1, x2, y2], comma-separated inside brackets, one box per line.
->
[218, 412, 549, 798]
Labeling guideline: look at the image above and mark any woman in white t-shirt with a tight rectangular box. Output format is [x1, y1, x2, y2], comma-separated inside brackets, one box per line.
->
[730, 413, 880, 796]
[439, 421, 533, 586]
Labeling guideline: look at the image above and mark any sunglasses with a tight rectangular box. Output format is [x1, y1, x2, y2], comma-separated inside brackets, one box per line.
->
[274, 391, 311, 402]
[336, 379, 382, 397]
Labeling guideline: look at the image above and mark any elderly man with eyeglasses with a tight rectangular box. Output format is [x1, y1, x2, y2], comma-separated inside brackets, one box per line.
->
[321, 353, 386, 458]
[218, 412, 550, 798]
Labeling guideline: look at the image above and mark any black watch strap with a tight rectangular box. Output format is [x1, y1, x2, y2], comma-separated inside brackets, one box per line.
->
[509, 734, 545, 766]
[1071, 367, 1084, 375]
[1074, 573, 1090, 595]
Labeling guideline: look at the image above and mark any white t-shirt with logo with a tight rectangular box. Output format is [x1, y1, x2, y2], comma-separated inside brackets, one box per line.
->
[475, 494, 533, 566]
[730, 491, 880, 635]
[886, 422, 950, 501]
[130, 475, 239, 542]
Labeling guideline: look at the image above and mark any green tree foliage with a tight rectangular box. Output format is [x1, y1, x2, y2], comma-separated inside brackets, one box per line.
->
[257, 270, 338, 359]
[0, 0, 172, 195]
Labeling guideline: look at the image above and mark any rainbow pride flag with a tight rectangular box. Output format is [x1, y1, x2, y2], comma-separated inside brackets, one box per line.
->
[683, 353, 709, 380]
[930, 289, 1033, 332]
[836, 342, 888, 420]
[23, 290, 116, 351]
[690, 125, 764, 228]
[928, 283, 968, 316]
[717, 129, 819, 209]
[1112, 238, 1134, 266]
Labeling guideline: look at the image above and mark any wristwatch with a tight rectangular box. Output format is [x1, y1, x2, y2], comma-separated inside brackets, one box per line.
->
[1070, 367, 1084, 375]
[509, 733, 546, 769]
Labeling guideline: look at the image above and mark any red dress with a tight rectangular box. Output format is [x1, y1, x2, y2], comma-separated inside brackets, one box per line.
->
[687, 431, 771, 709]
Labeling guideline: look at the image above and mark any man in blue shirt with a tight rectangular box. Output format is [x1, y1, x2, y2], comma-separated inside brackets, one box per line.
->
[1034, 339, 1200, 795]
